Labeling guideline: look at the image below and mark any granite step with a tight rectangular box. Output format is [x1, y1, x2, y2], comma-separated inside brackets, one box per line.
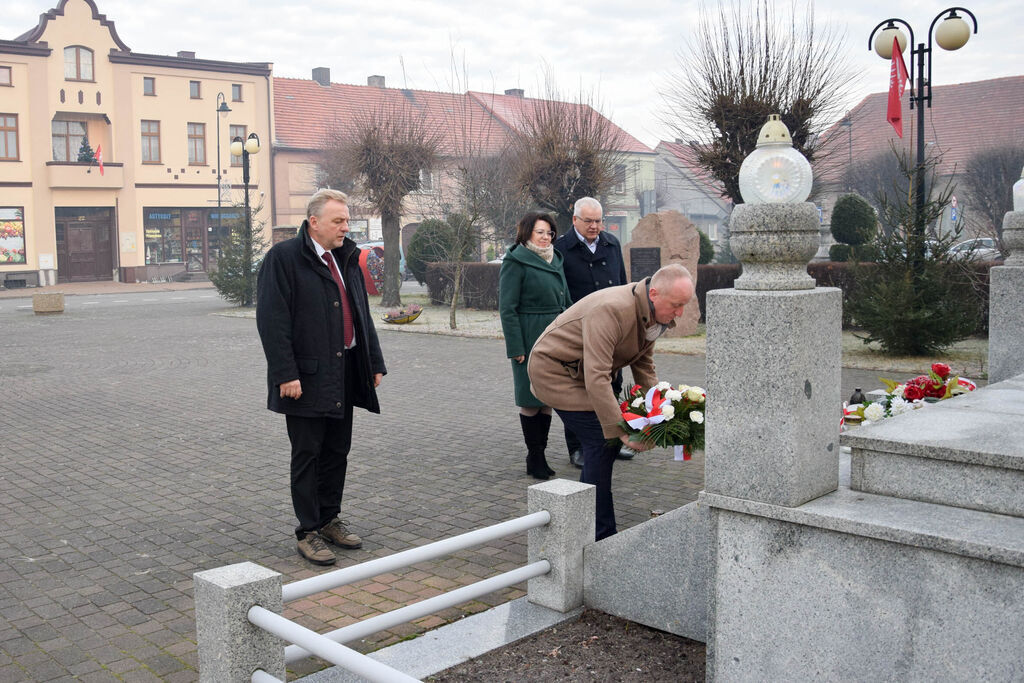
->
[840, 374, 1024, 518]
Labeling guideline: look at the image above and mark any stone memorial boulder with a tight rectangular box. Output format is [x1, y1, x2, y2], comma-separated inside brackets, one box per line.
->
[623, 211, 700, 336]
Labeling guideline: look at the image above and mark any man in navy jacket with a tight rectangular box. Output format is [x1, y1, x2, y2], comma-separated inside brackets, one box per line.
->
[257, 189, 386, 565]
[553, 197, 631, 467]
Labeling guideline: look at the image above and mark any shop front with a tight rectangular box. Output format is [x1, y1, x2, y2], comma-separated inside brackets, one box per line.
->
[141, 206, 241, 280]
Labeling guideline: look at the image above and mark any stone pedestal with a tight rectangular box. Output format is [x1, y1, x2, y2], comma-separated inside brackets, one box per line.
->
[729, 202, 819, 290]
[706, 288, 842, 506]
[989, 266, 1024, 384]
[990, 211, 1024, 384]
[622, 210, 700, 336]
[32, 292, 64, 315]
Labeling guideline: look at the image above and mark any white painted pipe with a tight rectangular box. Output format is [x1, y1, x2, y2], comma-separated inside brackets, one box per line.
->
[248, 606, 420, 683]
[282, 511, 551, 602]
[284, 560, 551, 664]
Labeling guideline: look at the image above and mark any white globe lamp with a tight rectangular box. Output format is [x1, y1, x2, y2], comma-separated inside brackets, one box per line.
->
[738, 115, 813, 205]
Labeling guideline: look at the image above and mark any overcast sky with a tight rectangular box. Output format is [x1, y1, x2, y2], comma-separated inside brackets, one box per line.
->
[4, 0, 1020, 147]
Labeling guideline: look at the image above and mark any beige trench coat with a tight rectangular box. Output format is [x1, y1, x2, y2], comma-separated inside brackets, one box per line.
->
[527, 280, 672, 438]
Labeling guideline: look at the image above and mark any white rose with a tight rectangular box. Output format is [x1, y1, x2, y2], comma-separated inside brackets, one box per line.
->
[891, 385, 906, 399]
[689, 410, 704, 424]
[631, 397, 644, 408]
[863, 402, 885, 422]
[889, 397, 911, 416]
[665, 389, 683, 402]
[656, 381, 672, 392]
[686, 387, 705, 403]
[677, 384, 690, 393]
[661, 404, 675, 420]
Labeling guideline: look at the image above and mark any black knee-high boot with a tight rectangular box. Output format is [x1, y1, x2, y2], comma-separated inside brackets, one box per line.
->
[520, 413, 552, 480]
[535, 412, 555, 476]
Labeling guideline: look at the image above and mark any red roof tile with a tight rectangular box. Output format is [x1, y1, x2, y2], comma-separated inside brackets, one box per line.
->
[816, 75, 1024, 182]
[272, 77, 651, 157]
[468, 91, 652, 155]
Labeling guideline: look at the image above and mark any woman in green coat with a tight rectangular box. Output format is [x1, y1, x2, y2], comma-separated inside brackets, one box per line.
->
[499, 211, 572, 479]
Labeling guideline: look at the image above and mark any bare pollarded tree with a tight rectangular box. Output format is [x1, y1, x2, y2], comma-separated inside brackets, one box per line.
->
[961, 144, 1024, 243]
[509, 78, 626, 232]
[662, 0, 857, 205]
[318, 103, 439, 307]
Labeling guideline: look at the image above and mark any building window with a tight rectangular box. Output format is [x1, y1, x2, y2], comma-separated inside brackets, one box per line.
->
[417, 168, 434, 192]
[143, 77, 155, 96]
[141, 120, 161, 163]
[189, 80, 201, 99]
[187, 122, 206, 165]
[0, 66, 11, 86]
[229, 125, 246, 166]
[0, 114, 18, 161]
[0, 207, 27, 264]
[63, 46, 94, 81]
[51, 120, 86, 162]
[144, 209, 183, 264]
[612, 164, 626, 194]
[231, 83, 242, 101]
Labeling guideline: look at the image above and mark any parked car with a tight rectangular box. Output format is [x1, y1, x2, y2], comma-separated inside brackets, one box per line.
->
[949, 237, 1003, 261]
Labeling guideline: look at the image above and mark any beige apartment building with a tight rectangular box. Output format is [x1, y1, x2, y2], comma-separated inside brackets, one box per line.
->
[0, 0, 273, 286]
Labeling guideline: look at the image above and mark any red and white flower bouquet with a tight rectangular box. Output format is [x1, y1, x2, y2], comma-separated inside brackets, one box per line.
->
[618, 381, 705, 460]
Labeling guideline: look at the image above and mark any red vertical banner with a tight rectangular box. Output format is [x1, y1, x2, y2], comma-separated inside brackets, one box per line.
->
[886, 37, 909, 138]
[94, 144, 105, 176]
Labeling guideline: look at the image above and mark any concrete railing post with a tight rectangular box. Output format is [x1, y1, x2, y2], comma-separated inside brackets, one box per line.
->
[526, 479, 595, 612]
[194, 562, 285, 682]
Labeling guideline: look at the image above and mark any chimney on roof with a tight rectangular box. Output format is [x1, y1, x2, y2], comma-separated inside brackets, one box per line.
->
[675, 138, 683, 144]
[312, 67, 330, 87]
[177, 51, 195, 59]
[504, 88, 525, 98]
[368, 75, 385, 88]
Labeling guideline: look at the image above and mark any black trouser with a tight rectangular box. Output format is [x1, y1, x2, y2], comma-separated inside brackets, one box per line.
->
[555, 409, 621, 541]
[286, 399, 354, 539]
[564, 369, 624, 454]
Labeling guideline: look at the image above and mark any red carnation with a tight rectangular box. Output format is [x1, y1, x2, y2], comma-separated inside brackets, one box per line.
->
[931, 363, 951, 379]
[924, 382, 946, 399]
[903, 384, 925, 401]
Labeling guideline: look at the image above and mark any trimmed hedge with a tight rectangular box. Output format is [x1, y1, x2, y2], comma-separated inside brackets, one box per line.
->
[425, 262, 501, 309]
[424, 260, 994, 335]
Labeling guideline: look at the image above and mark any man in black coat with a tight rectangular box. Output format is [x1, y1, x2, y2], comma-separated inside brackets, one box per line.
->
[256, 189, 386, 565]
[553, 197, 631, 467]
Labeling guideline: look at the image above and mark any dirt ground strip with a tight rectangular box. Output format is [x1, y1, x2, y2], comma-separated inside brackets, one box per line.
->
[427, 610, 705, 682]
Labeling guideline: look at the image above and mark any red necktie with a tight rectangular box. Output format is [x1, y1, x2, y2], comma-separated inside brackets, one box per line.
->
[322, 252, 354, 347]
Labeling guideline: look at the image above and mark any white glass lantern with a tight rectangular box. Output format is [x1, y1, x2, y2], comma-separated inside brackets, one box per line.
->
[1013, 165, 1024, 212]
[738, 115, 814, 205]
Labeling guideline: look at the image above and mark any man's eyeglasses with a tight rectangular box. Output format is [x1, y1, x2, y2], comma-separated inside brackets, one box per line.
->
[578, 218, 603, 226]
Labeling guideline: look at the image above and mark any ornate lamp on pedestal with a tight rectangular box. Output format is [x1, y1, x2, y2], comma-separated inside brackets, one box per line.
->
[729, 115, 819, 291]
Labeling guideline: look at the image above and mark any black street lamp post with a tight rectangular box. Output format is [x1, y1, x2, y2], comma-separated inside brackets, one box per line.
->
[214, 93, 231, 254]
[868, 8, 977, 272]
[230, 133, 261, 305]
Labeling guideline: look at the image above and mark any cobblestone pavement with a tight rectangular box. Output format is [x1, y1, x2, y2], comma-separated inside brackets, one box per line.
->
[0, 290, 887, 681]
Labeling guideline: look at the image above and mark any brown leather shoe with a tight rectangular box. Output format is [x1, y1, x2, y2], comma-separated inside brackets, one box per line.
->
[297, 533, 336, 565]
[320, 518, 363, 549]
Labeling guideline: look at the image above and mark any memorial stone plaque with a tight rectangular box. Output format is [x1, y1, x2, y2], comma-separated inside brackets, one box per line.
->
[630, 247, 661, 282]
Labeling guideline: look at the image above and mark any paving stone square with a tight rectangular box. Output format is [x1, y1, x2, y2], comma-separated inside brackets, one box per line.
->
[0, 291, 719, 680]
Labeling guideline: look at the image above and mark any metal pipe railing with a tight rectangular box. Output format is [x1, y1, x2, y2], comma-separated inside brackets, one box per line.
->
[282, 510, 551, 602]
[251, 669, 283, 683]
[284, 560, 550, 664]
[248, 606, 419, 683]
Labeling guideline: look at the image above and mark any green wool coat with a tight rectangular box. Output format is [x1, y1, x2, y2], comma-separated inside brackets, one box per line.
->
[499, 244, 572, 407]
